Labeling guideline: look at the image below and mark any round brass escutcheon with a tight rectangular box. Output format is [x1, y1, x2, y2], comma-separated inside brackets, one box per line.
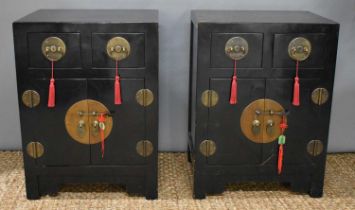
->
[136, 89, 154, 107]
[307, 140, 323, 156]
[288, 37, 312, 61]
[311, 88, 329, 106]
[136, 140, 154, 157]
[64, 99, 113, 145]
[26, 141, 44, 159]
[199, 140, 216, 157]
[22, 90, 40, 108]
[201, 90, 219, 108]
[240, 99, 286, 144]
[225, 37, 249, 60]
[41, 37, 66, 61]
[106, 37, 131, 61]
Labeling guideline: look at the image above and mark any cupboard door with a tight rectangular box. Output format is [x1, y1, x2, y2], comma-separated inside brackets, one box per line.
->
[26, 79, 90, 166]
[207, 78, 265, 165]
[264, 78, 321, 167]
[88, 78, 146, 165]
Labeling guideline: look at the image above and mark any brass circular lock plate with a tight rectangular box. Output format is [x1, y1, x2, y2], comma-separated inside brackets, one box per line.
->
[136, 140, 154, 157]
[288, 37, 312, 61]
[225, 37, 249, 60]
[311, 88, 329, 105]
[26, 142, 44, 159]
[64, 99, 113, 145]
[106, 37, 131, 61]
[41, 37, 66, 61]
[201, 90, 219, 108]
[240, 99, 286, 144]
[199, 140, 216, 157]
[136, 89, 154, 107]
[22, 90, 40, 108]
[307, 140, 323, 156]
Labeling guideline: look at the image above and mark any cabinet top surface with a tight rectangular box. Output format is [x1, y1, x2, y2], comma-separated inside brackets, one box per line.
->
[15, 9, 158, 24]
[191, 10, 337, 25]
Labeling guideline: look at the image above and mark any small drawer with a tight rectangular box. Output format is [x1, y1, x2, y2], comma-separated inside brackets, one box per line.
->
[210, 33, 263, 68]
[273, 33, 327, 68]
[92, 33, 145, 68]
[27, 33, 81, 68]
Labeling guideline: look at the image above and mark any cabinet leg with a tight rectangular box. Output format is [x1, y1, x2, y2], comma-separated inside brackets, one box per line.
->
[145, 189, 158, 200]
[25, 175, 40, 200]
[308, 181, 324, 198]
[187, 146, 192, 163]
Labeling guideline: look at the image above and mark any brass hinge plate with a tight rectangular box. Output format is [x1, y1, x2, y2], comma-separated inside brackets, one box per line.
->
[41, 37, 66, 61]
[199, 140, 216, 157]
[26, 141, 44, 159]
[22, 90, 40, 108]
[136, 140, 154, 157]
[136, 89, 154, 107]
[307, 140, 324, 156]
[311, 88, 329, 106]
[201, 90, 219, 108]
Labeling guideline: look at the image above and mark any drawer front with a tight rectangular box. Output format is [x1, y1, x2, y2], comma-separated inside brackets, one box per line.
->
[273, 33, 328, 68]
[210, 33, 263, 68]
[27, 33, 81, 68]
[92, 33, 145, 68]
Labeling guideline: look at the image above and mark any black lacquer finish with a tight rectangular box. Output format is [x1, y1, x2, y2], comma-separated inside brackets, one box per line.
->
[13, 10, 158, 199]
[188, 10, 339, 198]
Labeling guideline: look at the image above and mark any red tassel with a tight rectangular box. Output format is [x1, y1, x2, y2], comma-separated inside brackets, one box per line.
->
[48, 61, 55, 108]
[114, 75, 122, 105]
[292, 61, 300, 106]
[278, 144, 283, 174]
[114, 60, 122, 105]
[230, 76, 238, 104]
[229, 60, 238, 104]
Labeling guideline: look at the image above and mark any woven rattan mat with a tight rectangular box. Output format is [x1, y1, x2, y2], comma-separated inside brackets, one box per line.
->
[0, 152, 354, 209]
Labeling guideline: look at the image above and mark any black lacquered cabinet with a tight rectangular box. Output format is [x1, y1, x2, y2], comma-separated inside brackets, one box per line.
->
[13, 10, 158, 199]
[188, 10, 339, 198]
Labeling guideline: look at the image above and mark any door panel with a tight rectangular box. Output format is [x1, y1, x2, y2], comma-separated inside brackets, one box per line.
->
[31, 79, 90, 166]
[207, 78, 265, 165]
[264, 78, 321, 166]
[88, 78, 146, 165]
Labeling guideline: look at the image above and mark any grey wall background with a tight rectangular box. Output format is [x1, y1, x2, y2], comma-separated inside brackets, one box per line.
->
[0, 0, 354, 152]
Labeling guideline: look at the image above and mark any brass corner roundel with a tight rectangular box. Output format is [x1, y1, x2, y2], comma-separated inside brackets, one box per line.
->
[26, 142, 44, 159]
[64, 99, 113, 145]
[22, 90, 40, 108]
[106, 37, 131, 61]
[201, 90, 219, 108]
[41, 37, 66, 61]
[288, 37, 312, 61]
[136, 89, 154, 107]
[136, 140, 154, 157]
[240, 99, 286, 144]
[199, 140, 216, 157]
